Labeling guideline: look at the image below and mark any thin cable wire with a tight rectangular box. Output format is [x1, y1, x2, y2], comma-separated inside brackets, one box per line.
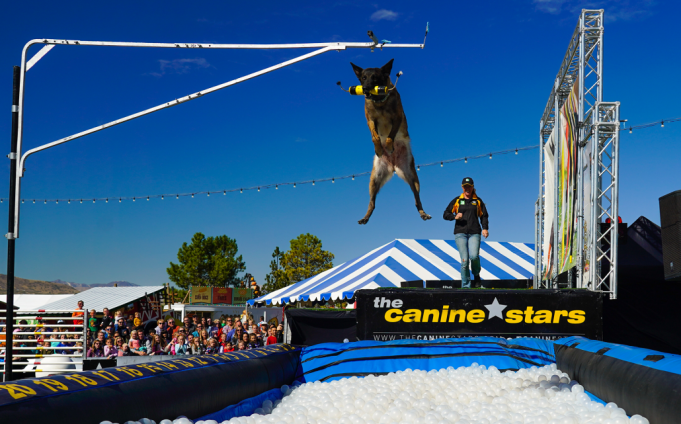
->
[2, 116, 675, 204]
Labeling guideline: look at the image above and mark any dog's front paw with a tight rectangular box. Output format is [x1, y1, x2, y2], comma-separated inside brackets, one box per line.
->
[373, 145, 383, 157]
[358, 218, 369, 225]
[420, 211, 432, 221]
[385, 138, 394, 154]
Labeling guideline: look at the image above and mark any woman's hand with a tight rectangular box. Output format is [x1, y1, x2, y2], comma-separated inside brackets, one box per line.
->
[455, 213, 463, 220]
[482, 230, 489, 238]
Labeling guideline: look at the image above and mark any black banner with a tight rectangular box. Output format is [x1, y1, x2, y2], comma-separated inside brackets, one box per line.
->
[356, 288, 603, 341]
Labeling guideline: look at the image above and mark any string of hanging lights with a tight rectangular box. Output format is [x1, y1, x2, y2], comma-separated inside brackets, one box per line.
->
[1, 116, 676, 205]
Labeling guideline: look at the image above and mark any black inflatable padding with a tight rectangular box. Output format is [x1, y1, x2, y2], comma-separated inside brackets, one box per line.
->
[555, 343, 681, 424]
[0, 347, 301, 424]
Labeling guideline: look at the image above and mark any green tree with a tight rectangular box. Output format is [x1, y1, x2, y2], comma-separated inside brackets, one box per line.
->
[262, 246, 289, 294]
[264, 233, 334, 294]
[167, 232, 246, 290]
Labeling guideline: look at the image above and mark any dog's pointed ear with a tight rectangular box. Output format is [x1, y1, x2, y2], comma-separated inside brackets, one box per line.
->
[381, 59, 394, 76]
[350, 62, 364, 82]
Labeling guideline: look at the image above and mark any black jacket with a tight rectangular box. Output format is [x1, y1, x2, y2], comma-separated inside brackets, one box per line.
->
[443, 194, 489, 235]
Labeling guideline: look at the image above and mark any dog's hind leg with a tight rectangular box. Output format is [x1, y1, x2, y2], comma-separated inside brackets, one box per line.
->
[400, 156, 431, 221]
[358, 159, 392, 225]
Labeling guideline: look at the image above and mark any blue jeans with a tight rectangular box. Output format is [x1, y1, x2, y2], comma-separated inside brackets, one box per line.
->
[455, 233, 481, 288]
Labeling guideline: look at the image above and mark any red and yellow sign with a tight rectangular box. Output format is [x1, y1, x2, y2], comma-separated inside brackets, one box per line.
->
[212, 287, 232, 304]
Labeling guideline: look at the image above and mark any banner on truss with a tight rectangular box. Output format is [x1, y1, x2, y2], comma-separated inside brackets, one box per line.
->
[558, 82, 579, 274]
[542, 130, 556, 280]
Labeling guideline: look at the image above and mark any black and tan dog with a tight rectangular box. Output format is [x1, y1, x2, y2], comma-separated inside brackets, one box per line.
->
[351, 59, 431, 225]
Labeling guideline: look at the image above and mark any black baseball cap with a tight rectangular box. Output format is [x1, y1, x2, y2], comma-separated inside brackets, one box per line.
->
[462, 177, 474, 186]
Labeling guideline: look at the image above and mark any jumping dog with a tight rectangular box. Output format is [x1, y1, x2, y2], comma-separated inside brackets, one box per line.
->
[350, 59, 431, 224]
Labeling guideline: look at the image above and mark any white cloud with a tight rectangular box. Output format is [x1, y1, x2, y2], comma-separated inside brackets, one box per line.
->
[370, 9, 398, 21]
[150, 58, 210, 77]
[533, 0, 569, 14]
[533, 0, 654, 21]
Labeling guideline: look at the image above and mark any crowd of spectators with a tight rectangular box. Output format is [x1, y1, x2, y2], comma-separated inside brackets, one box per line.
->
[0, 299, 89, 366]
[0, 300, 285, 364]
[84, 306, 284, 358]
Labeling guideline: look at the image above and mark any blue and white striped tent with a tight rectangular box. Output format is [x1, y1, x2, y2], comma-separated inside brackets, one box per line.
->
[249, 239, 535, 306]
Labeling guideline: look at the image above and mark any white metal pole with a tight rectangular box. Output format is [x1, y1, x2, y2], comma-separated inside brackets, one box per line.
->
[11, 31, 426, 238]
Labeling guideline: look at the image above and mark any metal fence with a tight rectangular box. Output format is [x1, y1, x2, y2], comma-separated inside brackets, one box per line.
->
[1, 309, 85, 380]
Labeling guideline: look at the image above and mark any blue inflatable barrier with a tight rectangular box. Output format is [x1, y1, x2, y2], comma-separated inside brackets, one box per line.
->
[297, 337, 556, 383]
[555, 336, 681, 423]
[0, 345, 301, 424]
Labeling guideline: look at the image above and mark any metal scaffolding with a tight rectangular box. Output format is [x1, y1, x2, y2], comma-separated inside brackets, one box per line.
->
[534, 10, 620, 298]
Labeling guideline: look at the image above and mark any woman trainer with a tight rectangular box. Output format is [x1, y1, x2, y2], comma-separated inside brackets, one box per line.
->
[443, 177, 489, 288]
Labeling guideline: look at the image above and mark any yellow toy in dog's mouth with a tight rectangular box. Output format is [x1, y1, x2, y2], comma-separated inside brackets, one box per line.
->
[347, 85, 390, 96]
[337, 70, 403, 97]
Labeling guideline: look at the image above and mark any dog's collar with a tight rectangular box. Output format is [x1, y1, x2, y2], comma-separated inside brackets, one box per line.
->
[366, 91, 391, 103]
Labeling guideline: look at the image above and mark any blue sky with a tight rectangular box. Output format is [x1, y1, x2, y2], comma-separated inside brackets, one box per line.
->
[0, 0, 678, 287]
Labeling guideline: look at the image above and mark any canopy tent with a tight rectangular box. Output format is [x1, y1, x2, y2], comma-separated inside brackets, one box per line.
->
[249, 239, 534, 306]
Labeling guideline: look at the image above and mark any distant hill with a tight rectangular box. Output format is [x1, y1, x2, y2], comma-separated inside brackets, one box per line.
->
[0, 275, 80, 295]
[51, 279, 139, 292]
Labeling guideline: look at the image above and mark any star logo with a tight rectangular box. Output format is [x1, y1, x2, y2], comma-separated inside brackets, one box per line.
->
[484, 297, 507, 320]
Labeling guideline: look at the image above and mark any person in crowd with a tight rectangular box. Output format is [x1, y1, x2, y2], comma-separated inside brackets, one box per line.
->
[115, 318, 128, 338]
[147, 334, 164, 355]
[258, 316, 266, 327]
[175, 334, 190, 355]
[276, 324, 284, 343]
[190, 336, 204, 355]
[154, 319, 164, 335]
[200, 317, 208, 330]
[191, 316, 199, 330]
[183, 316, 195, 334]
[104, 325, 114, 340]
[104, 337, 118, 357]
[147, 329, 157, 344]
[100, 308, 113, 332]
[114, 309, 124, 323]
[119, 343, 134, 356]
[186, 333, 194, 346]
[231, 329, 244, 346]
[221, 341, 234, 353]
[58, 333, 73, 355]
[199, 329, 210, 347]
[72, 300, 85, 326]
[443, 176, 490, 288]
[237, 341, 246, 351]
[247, 333, 261, 350]
[96, 330, 107, 346]
[205, 338, 220, 354]
[129, 330, 142, 352]
[126, 314, 135, 331]
[241, 331, 251, 347]
[166, 318, 177, 335]
[75, 341, 83, 356]
[41, 340, 53, 355]
[222, 320, 236, 341]
[265, 327, 278, 346]
[209, 320, 220, 338]
[192, 323, 203, 337]
[88, 309, 99, 334]
[87, 340, 106, 358]
[217, 333, 229, 349]
[114, 337, 124, 352]
[133, 312, 142, 330]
